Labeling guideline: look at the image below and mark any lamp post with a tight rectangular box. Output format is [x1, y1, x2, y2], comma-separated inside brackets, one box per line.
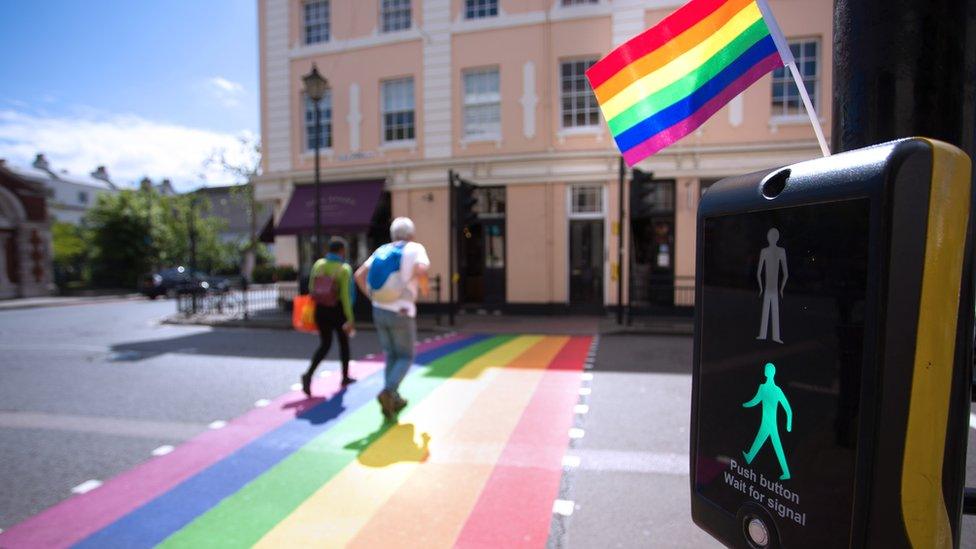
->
[302, 64, 329, 258]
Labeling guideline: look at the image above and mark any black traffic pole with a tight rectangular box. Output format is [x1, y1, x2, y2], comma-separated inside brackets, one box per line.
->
[188, 197, 198, 315]
[833, 0, 976, 542]
[448, 170, 456, 326]
[617, 156, 625, 325]
[313, 98, 322, 259]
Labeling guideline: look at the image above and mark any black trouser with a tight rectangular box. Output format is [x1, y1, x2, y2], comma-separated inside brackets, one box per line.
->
[306, 304, 350, 378]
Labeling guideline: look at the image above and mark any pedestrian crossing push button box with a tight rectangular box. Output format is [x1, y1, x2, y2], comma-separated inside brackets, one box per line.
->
[690, 138, 972, 548]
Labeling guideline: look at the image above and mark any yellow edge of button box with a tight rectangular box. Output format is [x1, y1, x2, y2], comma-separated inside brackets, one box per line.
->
[901, 139, 972, 548]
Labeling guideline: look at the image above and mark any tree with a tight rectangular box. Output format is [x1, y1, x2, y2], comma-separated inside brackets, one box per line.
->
[51, 221, 89, 287]
[84, 189, 228, 288]
[206, 135, 262, 281]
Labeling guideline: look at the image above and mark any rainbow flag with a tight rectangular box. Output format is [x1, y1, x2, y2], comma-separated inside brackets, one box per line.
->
[587, 0, 793, 166]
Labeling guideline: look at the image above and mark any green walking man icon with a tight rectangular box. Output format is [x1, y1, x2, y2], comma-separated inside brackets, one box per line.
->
[742, 362, 793, 480]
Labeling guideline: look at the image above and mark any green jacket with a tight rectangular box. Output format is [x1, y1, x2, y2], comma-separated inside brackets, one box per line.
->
[309, 257, 354, 322]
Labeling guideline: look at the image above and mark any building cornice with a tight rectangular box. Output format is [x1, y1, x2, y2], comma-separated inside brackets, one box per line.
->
[254, 140, 821, 190]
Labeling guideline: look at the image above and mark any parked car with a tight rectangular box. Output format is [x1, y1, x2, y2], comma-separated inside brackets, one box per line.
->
[140, 267, 230, 299]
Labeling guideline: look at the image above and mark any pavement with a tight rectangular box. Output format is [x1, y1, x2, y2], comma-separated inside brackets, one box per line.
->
[1, 299, 974, 547]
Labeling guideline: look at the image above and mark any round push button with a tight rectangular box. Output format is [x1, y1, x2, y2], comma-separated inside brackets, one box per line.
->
[746, 517, 770, 547]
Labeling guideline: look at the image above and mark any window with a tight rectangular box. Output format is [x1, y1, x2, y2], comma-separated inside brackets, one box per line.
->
[771, 39, 819, 118]
[561, 59, 600, 128]
[571, 185, 603, 215]
[304, 92, 333, 150]
[78, 191, 88, 204]
[463, 68, 501, 138]
[381, 0, 411, 32]
[473, 187, 506, 216]
[465, 0, 498, 19]
[303, 0, 330, 45]
[562, 0, 598, 5]
[381, 77, 415, 142]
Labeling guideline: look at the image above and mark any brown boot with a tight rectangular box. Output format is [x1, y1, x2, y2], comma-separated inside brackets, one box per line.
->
[377, 390, 395, 419]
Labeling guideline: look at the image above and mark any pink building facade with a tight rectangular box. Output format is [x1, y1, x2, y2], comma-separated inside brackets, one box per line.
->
[256, 0, 832, 312]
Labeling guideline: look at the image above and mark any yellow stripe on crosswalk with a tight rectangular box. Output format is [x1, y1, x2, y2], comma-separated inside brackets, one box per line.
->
[252, 336, 543, 548]
[347, 336, 569, 548]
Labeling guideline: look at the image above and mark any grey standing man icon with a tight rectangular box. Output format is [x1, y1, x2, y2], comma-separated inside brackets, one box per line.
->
[756, 228, 788, 343]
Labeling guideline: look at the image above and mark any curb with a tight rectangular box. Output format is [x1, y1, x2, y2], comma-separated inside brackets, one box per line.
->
[0, 294, 145, 312]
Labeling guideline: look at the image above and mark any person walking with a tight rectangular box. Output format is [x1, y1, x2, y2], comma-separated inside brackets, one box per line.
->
[355, 217, 430, 420]
[301, 237, 356, 397]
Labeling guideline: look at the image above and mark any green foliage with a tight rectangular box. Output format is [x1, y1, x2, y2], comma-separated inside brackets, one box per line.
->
[51, 221, 89, 285]
[274, 264, 298, 281]
[84, 189, 230, 288]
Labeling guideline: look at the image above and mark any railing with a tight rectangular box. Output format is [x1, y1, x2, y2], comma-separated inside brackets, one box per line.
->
[627, 275, 696, 320]
[176, 279, 299, 319]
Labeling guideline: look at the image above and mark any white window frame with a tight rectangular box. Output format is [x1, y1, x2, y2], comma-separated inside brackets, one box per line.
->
[303, 92, 333, 152]
[462, 67, 501, 141]
[464, 0, 498, 19]
[303, 0, 330, 45]
[560, 57, 601, 129]
[771, 38, 820, 123]
[380, 0, 411, 33]
[381, 77, 416, 144]
[567, 184, 606, 219]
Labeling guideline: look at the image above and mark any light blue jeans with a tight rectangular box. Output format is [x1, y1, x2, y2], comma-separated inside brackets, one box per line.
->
[372, 306, 416, 393]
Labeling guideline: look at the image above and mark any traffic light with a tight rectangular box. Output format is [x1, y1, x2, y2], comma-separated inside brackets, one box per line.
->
[629, 168, 657, 219]
[690, 138, 972, 548]
[454, 175, 479, 231]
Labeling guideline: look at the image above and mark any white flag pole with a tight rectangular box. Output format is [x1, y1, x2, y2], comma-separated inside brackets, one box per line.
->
[756, 0, 831, 157]
[787, 61, 831, 157]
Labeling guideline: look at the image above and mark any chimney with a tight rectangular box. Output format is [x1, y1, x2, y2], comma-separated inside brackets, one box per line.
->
[32, 153, 50, 171]
[140, 177, 153, 191]
[90, 165, 116, 189]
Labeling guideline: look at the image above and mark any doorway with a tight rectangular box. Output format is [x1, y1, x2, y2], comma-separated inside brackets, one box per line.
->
[569, 219, 605, 307]
[459, 186, 506, 305]
[630, 179, 676, 309]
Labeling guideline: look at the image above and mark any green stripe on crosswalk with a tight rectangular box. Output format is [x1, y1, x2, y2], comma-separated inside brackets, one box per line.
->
[158, 335, 513, 549]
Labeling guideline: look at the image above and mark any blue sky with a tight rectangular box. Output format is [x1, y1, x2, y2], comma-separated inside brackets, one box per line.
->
[0, 1, 259, 189]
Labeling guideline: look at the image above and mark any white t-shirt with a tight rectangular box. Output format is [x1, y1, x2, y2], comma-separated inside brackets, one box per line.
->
[364, 240, 430, 317]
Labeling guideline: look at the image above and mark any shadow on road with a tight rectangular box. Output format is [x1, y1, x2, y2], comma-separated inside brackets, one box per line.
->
[344, 421, 431, 467]
[107, 328, 384, 362]
[284, 390, 348, 425]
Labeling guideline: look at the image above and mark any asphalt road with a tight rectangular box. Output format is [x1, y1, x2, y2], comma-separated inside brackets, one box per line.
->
[558, 333, 976, 548]
[0, 299, 390, 530]
[2, 300, 976, 547]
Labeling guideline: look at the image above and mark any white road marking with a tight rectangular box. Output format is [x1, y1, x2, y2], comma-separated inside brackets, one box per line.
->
[573, 449, 689, 475]
[254, 399, 271, 408]
[562, 455, 581, 468]
[970, 413, 976, 429]
[568, 428, 585, 439]
[71, 479, 102, 494]
[151, 445, 174, 456]
[574, 404, 590, 415]
[581, 372, 594, 381]
[552, 499, 576, 516]
[208, 420, 227, 430]
[578, 387, 592, 396]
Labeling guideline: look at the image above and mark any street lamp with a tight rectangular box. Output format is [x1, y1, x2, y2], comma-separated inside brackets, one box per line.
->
[302, 63, 329, 259]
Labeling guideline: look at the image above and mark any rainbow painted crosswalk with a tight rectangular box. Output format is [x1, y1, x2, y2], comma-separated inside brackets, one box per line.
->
[0, 333, 591, 548]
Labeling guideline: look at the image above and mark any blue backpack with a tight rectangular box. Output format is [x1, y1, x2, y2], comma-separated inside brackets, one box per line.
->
[367, 242, 410, 303]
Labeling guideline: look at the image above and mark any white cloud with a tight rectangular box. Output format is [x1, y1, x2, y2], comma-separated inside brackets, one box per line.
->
[0, 108, 255, 192]
[208, 77, 245, 108]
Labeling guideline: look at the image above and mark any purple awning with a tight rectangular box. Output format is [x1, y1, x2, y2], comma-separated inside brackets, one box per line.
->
[274, 179, 384, 235]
